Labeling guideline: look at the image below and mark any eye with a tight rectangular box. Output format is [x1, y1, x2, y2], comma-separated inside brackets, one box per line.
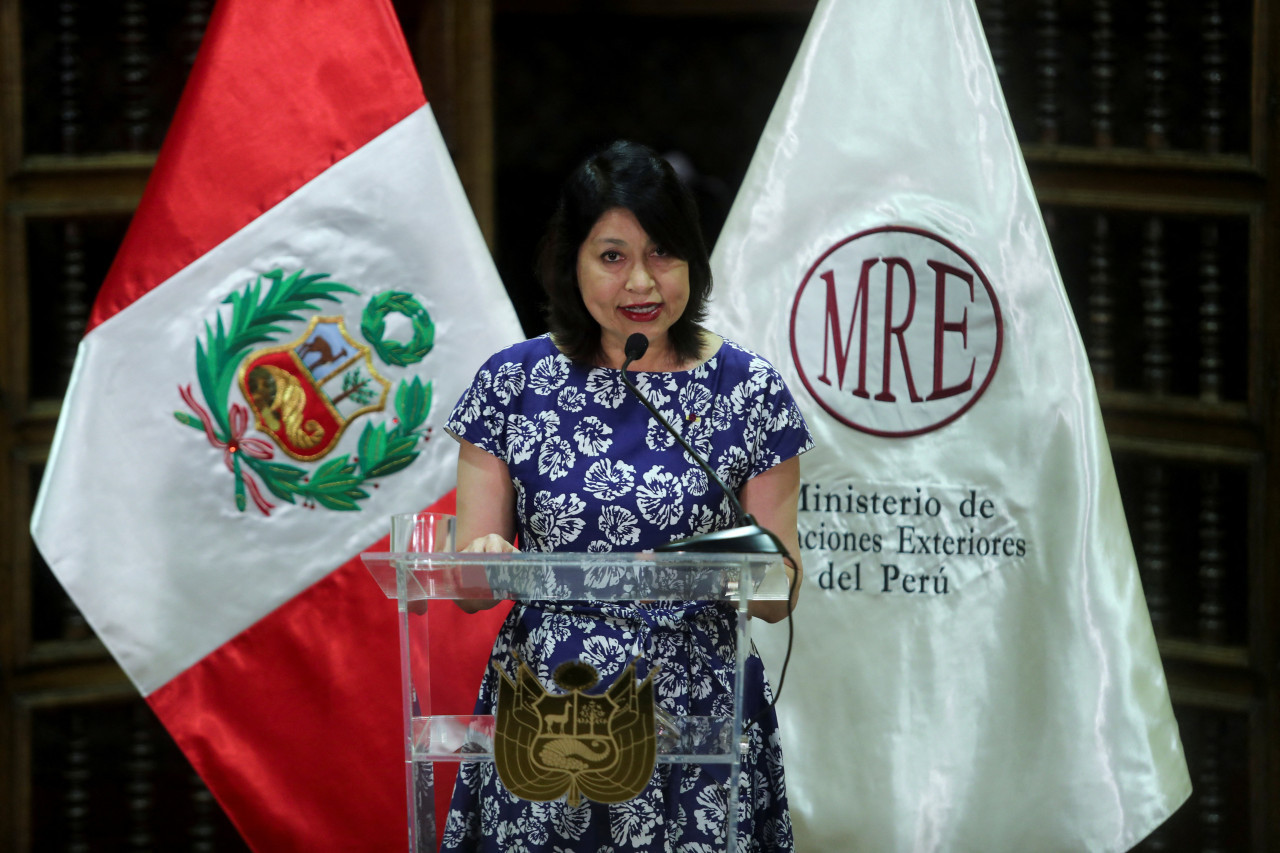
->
[651, 245, 670, 258]
[601, 250, 623, 263]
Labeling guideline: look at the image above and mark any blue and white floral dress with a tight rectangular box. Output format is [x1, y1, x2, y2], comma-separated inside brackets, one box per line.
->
[442, 334, 812, 852]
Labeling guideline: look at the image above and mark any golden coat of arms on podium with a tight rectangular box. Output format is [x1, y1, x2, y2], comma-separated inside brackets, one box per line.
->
[493, 657, 658, 806]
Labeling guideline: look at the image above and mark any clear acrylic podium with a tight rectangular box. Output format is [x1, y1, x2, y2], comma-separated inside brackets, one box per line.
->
[362, 550, 788, 853]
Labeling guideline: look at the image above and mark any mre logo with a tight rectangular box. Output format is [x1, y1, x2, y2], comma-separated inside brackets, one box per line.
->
[789, 226, 1003, 437]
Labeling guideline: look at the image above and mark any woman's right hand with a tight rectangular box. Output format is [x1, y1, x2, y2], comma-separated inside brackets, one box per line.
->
[453, 439, 519, 613]
[462, 534, 518, 554]
[453, 533, 518, 612]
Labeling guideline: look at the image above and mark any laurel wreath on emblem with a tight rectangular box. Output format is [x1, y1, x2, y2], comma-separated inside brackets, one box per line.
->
[361, 291, 435, 366]
[173, 268, 435, 515]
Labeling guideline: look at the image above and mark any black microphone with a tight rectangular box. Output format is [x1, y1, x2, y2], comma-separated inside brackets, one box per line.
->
[619, 333, 783, 555]
[623, 331, 649, 364]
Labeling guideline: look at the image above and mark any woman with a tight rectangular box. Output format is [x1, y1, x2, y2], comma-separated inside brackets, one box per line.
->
[443, 140, 812, 851]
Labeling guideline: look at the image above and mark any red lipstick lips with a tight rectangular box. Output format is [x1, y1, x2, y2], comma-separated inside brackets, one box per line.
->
[620, 303, 662, 322]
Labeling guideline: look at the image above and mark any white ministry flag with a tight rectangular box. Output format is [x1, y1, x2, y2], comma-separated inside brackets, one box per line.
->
[708, 0, 1192, 850]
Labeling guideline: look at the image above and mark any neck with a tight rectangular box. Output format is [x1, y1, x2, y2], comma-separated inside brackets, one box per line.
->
[604, 332, 680, 372]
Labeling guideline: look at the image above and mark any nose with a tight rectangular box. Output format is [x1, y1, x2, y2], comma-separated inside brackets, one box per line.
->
[625, 261, 655, 293]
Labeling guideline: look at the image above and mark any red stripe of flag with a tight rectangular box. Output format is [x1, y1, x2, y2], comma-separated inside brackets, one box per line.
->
[90, 0, 425, 331]
[148, 489, 510, 851]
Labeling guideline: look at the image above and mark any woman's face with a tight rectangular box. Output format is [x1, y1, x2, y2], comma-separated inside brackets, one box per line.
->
[576, 207, 690, 363]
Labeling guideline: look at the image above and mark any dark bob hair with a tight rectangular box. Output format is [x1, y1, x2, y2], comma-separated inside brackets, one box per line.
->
[538, 140, 712, 367]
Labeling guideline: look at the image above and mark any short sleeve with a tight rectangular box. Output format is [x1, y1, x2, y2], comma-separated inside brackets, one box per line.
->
[742, 356, 814, 480]
[444, 359, 507, 459]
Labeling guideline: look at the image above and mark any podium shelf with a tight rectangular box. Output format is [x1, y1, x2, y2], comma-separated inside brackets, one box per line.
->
[411, 714, 743, 764]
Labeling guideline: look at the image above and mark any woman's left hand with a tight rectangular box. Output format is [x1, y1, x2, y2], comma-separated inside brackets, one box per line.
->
[740, 455, 804, 623]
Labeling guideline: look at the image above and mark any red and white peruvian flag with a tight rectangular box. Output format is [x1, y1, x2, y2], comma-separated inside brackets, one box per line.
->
[30, 1, 520, 849]
[708, 0, 1191, 850]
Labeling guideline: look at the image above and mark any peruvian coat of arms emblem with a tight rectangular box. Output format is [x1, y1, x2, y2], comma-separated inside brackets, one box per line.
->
[493, 657, 658, 806]
[175, 269, 435, 515]
[238, 315, 388, 461]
